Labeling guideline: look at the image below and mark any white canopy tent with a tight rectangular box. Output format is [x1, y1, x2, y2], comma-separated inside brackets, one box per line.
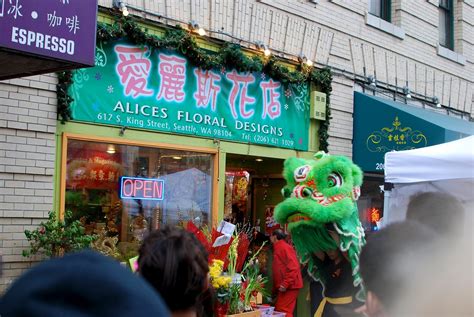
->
[382, 136, 474, 230]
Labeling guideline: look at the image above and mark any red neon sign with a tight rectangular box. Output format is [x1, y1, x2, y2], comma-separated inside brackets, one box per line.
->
[369, 208, 381, 223]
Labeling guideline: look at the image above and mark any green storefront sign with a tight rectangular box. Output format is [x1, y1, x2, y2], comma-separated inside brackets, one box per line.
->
[353, 92, 473, 172]
[69, 40, 310, 150]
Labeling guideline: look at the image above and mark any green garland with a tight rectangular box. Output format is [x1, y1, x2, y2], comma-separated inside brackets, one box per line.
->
[56, 71, 73, 124]
[57, 15, 332, 151]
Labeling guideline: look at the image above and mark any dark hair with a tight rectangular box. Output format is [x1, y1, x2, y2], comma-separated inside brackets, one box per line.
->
[1, 251, 169, 317]
[359, 221, 439, 312]
[138, 226, 209, 312]
[272, 229, 287, 240]
[406, 192, 464, 237]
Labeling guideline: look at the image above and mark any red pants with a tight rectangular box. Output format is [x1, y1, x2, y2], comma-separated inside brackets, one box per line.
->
[275, 289, 300, 317]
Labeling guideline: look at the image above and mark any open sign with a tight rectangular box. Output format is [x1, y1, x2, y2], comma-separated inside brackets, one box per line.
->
[120, 177, 165, 201]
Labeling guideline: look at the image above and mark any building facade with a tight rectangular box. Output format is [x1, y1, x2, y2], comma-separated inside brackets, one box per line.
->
[1, 0, 472, 292]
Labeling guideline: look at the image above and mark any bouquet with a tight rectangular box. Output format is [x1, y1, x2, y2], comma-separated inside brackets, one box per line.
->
[187, 221, 268, 316]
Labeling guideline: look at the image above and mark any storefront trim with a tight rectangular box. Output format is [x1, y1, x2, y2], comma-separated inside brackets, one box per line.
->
[59, 132, 220, 225]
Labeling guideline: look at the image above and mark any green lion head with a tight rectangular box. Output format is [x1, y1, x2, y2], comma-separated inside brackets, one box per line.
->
[274, 151, 365, 295]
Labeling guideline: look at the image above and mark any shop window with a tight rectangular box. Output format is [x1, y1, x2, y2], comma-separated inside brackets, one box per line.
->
[439, 0, 453, 50]
[65, 139, 214, 259]
[369, 0, 391, 22]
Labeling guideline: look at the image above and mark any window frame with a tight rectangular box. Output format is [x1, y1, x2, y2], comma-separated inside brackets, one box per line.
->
[59, 132, 220, 226]
[439, 0, 454, 50]
[370, 0, 392, 22]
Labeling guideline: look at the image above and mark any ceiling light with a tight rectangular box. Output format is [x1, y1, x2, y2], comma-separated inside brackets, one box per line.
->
[255, 158, 263, 162]
[106, 144, 116, 154]
[305, 59, 314, 67]
[172, 156, 182, 160]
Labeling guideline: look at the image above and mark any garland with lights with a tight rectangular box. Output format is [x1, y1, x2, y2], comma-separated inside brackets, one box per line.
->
[57, 16, 332, 151]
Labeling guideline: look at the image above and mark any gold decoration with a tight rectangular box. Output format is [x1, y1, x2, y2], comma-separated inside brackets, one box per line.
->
[366, 116, 427, 152]
[91, 226, 121, 259]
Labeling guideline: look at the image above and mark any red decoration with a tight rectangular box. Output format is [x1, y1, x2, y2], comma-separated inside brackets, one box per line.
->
[369, 208, 381, 223]
[215, 301, 229, 317]
[186, 223, 235, 265]
[211, 228, 234, 269]
[235, 233, 250, 272]
[186, 221, 211, 253]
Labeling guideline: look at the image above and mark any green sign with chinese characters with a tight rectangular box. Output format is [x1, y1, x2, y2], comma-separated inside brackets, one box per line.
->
[69, 40, 310, 150]
[353, 92, 473, 172]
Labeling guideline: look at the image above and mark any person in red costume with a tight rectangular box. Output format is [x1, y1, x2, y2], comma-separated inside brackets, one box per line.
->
[270, 229, 303, 317]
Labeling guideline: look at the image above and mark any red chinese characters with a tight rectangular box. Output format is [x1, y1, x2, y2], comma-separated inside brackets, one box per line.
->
[226, 71, 256, 119]
[260, 79, 281, 119]
[194, 69, 221, 111]
[115, 46, 154, 98]
[157, 54, 186, 102]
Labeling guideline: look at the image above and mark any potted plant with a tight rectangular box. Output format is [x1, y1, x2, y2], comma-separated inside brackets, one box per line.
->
[23, 210, 96, 258]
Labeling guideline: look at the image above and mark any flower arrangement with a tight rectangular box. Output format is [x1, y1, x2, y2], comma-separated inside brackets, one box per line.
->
[187, 221, 269, 316]
[210, 259, 232, 305]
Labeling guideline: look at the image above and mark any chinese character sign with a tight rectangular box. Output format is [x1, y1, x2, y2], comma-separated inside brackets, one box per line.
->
[70, 40, 310, 151]
[0, 0, 98, 66]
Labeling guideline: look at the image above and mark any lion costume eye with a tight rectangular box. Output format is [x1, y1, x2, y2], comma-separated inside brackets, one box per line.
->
[281, 187, 292, 198]
[302, 187, 313, 197]
[292, 185, 313, 199]
[327, 172, 343, 188]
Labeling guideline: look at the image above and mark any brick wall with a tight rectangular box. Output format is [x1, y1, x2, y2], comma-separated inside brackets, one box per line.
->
[0, 75, 57, 293]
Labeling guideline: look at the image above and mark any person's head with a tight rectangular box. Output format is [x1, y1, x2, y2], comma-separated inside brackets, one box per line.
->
[138, 226, 209, 314]
[406, 191, 465, 238]
[270, 229, 287, 243]
[359, 221, 439, 316]
[0, 251, 169, 317]
[325, 249, 341, 261]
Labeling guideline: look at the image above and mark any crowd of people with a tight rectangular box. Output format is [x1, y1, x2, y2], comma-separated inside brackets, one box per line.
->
[0, 192, 471, 317]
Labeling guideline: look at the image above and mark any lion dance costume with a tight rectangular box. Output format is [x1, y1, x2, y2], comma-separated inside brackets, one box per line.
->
[274, 152, 366, 316]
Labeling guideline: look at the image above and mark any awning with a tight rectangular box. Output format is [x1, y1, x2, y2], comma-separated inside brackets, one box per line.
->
[353, 92, 474, 172]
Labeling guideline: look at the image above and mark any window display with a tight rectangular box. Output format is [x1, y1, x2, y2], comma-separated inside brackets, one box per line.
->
[224, 171, 250, 224]
[65, 139, 214, 260]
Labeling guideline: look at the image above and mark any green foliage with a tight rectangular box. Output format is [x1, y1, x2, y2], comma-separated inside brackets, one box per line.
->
[56, 71, 73, 124]
[23, 211, 96, 258]
[57, 15, 333, 151]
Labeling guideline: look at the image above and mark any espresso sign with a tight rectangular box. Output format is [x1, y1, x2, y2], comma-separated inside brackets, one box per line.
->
[0, 0, 98, 79]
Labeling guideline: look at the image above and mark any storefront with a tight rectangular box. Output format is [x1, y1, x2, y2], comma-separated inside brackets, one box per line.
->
[353, 91, 473, 232]
[53, 16, 329, 261]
